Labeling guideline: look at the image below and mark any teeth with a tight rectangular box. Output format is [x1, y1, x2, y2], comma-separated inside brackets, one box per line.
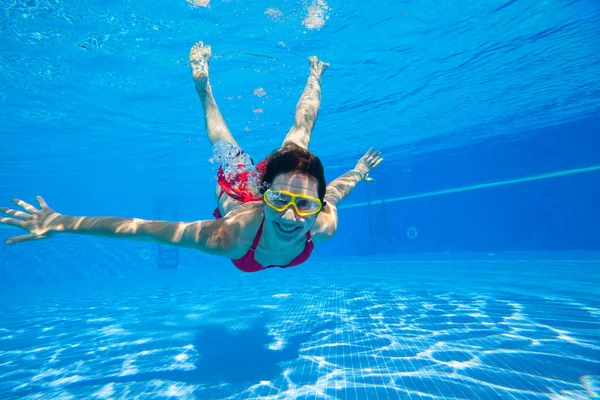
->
[278, 223, 298, 232]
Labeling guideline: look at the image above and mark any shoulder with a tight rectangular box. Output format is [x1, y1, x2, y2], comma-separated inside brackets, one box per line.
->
[221, 201, 263, 227]
[217, 202, 264, 257]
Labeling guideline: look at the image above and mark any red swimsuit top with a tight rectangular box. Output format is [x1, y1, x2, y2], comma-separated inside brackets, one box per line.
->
[232, 220, 314, 272]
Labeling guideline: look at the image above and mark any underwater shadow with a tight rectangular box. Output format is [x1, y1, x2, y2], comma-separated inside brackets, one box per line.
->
[23, 314, 333, 397]
[191, 313, 316, 383]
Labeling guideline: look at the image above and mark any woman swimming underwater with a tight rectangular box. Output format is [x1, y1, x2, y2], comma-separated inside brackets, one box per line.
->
[0, 41, 383, 272]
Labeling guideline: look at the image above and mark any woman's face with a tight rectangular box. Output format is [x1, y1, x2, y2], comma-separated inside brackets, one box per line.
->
[263, 172, 320, 240]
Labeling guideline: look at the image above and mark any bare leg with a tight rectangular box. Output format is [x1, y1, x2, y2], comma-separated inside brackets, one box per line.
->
[282, 56, 329, 149]
[189, 41, 239, 148]
[189, 42, 245, 215]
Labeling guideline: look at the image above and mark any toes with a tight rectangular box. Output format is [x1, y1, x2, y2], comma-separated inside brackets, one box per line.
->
[190, 41, 211, 57]
[308, 56, 329, 77]
[192, 41, 204, 50]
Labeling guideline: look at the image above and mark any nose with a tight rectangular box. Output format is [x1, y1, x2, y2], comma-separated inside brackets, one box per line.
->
[280, 205, 299, 221]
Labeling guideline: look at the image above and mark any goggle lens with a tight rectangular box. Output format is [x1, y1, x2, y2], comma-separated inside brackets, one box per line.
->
[264, 190, 322, 216]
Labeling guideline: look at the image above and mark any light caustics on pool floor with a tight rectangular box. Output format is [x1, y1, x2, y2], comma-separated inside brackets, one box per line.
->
[0, 263, 598, 400]
[339, 164, 600, 209]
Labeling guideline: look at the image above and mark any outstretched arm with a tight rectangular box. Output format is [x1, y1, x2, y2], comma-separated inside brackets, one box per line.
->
[324, 148, 383, 208]
[312, 148, 383, 240]
[0, 196, 236, 255]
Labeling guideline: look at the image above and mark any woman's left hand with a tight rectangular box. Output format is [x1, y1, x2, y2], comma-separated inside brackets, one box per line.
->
[355, 148, 383, 182]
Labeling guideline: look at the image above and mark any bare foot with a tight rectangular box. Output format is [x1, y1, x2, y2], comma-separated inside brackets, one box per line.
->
[189, 41, 212, 87]
[308, 56, 329, 78]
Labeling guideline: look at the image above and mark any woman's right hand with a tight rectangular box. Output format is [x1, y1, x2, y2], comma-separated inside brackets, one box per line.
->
[0, 196, 61, 245]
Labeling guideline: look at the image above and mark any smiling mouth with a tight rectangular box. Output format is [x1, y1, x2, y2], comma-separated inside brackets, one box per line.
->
[275, 222, 301, 234]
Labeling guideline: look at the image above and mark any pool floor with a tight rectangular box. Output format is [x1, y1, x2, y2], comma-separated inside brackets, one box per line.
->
[0, 258, 599, 399]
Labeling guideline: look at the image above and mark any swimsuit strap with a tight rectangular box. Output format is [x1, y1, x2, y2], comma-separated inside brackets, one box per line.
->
[250, 220, 265, 251]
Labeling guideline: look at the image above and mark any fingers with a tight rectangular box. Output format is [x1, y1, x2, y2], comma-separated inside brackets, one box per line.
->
[0, 207, 32, 220]
[367, 154, 383, 168]
[36, 196, 49, 209]
[0, 217, 25, 229]
[365, 149, 381, 160]
[6, 233, 45, 245]
[12, 198, 37, 213]
[359, 148, 384, 180]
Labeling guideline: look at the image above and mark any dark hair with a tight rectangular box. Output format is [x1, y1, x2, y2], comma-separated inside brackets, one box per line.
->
[260, 143, 326, 201]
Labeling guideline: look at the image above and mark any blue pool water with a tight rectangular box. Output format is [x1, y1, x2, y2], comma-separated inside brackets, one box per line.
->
[1, 0, 599, 398]
[1, 258, 599, 398]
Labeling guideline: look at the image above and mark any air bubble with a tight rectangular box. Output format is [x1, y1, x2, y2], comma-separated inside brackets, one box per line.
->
[407, 227, 418, 240]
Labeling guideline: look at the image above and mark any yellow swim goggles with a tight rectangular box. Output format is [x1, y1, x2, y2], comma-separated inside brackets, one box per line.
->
[263, 189, 323, 216]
